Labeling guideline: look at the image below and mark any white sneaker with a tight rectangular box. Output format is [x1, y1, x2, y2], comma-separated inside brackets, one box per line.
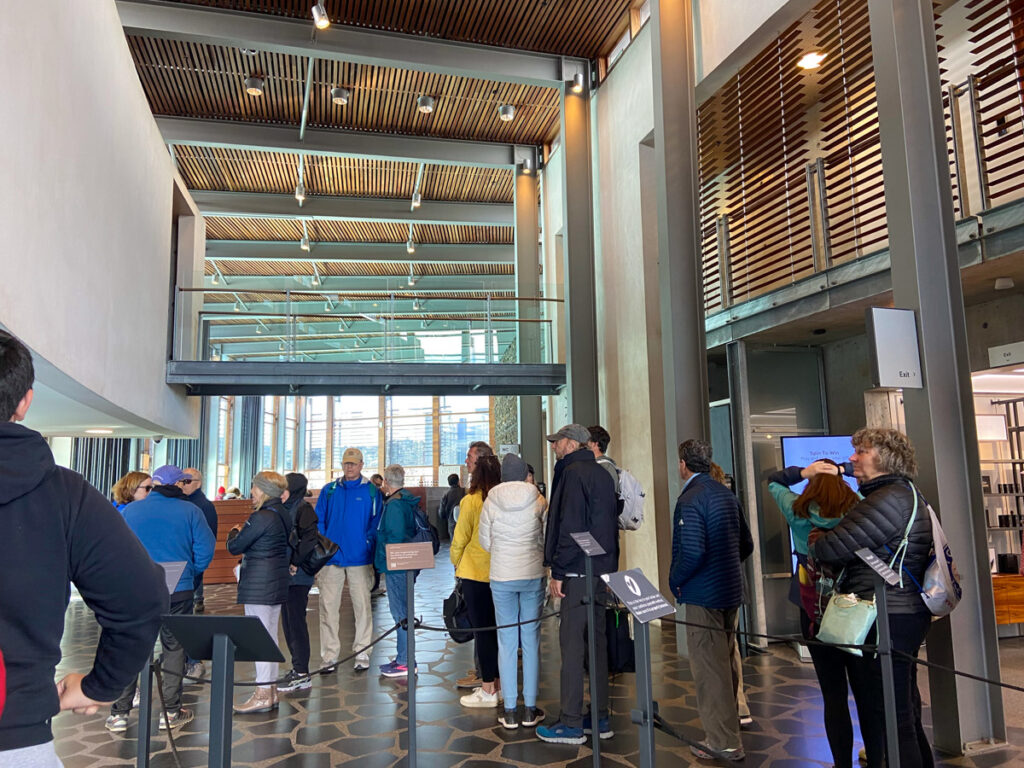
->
[460, 687, 499, 708]
[353, 653, 370, 671]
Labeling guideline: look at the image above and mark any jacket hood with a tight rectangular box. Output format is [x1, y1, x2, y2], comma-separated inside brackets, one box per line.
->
[486, 481, 543, 514]
[386, 488, 421, 510]
[0, 422, 56, 505]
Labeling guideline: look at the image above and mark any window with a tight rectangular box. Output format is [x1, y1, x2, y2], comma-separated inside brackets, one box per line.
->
[283, 396, 297, 471]
[216, 396, 233, 490]
[261, 395, 277, 470]
[386, 396, 434, 483]
[440, 396, 490, 466]
[304, 396, 329, 488]
[638, 0, 650, 28]
[333, 396, 381, 476]
[608, 27, 631, 67]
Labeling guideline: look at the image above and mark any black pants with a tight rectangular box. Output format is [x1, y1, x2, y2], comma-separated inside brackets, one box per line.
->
[559, 576, 609, 728]
[281, 584, 313, 674]
[112, 595, 193, 715]
[802, 610, 883, 768]
[461, 578, 499, 683]
[861, 611, 934, 768]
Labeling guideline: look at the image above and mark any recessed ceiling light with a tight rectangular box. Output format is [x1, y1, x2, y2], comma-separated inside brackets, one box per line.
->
[417, 95, 435, 114]
[498, 104, 516, 122]
[244, 75, 264, 96]
[312, 1, 330, 29]
[331, 86, 350, 106]
[797, 51, 827, 69]
[85, 428, 115, 435]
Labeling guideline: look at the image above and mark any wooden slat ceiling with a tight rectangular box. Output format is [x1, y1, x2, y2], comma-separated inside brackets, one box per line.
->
[205, 218, 512, 243]
[128, 37, 561, 144]
[207, 261, 513, 277]
[161, 0, 631, 58]
[174, 147, 515, 202]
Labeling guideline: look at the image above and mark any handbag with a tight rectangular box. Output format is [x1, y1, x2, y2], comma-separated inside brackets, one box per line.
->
[606, 603, 636, 674]
[910, 484, 962, 617]
[442, 579, 474, 644]
[300, 532, 340, 576]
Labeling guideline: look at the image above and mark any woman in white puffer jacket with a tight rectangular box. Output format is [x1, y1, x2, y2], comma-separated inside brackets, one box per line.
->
[478, 453, 548, 730]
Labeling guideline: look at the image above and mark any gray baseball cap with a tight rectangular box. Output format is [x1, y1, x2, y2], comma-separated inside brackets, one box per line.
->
[545, 423, 591, 444]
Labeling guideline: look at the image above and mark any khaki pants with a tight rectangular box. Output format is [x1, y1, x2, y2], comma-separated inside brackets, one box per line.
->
[317, 564, 374, 665]
[686, 603, 742, 751]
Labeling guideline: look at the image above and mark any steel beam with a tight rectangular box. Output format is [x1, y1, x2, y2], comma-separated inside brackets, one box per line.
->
[204, 299, 516, 315]
[117, 0, 572, 88]
[158, 117, 533, 169]
[206, 241, 514, 264]
[193, 191, 513, 227]
[201, 275, 514, 292]
[868, 0, 1004, 753]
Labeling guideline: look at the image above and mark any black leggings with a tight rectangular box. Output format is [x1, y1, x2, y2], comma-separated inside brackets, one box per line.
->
[461, 578, 499, 683]
[281, 584, 312, 674]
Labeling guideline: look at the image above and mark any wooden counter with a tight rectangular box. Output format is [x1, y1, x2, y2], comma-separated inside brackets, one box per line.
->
[992, 573, 1024, 625]
[205, 499, 253, 585]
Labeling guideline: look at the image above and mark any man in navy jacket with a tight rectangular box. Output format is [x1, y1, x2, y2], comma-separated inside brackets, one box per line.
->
[0, 331, 166, 764]
[670, 439, 753, 762]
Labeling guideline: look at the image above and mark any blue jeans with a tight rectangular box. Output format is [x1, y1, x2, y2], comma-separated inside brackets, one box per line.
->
[491, 577, 544, 710]
[385, 571, 416, 665]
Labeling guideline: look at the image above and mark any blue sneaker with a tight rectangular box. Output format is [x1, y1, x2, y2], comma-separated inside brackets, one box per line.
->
[536, 721, 586, 745]
[582, 715, 615, 739]
[379, 660, 416, 678]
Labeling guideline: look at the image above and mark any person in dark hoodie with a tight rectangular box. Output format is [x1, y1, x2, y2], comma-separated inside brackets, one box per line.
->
[181, 468, 218, 614]
[114, 463, 216, 733]
[277, 472, 320, 694]
[0, 330, 166, 766]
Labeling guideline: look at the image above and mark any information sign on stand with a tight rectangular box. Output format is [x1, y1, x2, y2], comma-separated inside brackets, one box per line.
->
[385, 541, 435, 571]
[569, 531, 606, 557]
[602, 569, 676, 623]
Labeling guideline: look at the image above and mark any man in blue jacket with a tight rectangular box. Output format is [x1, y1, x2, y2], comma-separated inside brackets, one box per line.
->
[315, 447, 383, 673]
[670, 439, 753, 762]
[117, 464, 216, 732]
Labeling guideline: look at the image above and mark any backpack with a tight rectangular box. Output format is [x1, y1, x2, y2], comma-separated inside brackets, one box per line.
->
[411, 503, 441, 556]
[616, 467, 646, 531]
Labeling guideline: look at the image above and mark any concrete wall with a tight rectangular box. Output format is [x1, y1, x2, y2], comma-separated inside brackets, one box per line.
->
[694, 0, 793, 80]
[0, 0, 201, 437]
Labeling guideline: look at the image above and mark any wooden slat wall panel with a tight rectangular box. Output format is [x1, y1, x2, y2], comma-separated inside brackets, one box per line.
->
[162, 0, 632, 59]
[128, 37, 560, 144]
[174, 147, 515, 202]
[204, 217, 513, 243]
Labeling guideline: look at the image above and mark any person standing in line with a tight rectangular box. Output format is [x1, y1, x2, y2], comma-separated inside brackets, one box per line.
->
[586, 425, 620, 491]
[228, 472, 293, 714]
[451, 454, 503, 708]
[457, 440, 495, 690]
[0, 330, 166, 767]
[277, 473, 320, 693]
[375, 465, 421, 678]
[112, 464, 216, 732]
[809, 429, 934, 768]
[478, 453, 547, 729]
[370, 473, 384, 490]
[670, 439, 753, 762]
[110, 471, 152, 512]
[315, 448, 383, 673]
[439, 473, 465, 542]
[181, 468, 218, 615]
[536, 424, 619, 745]
[770, 459, 878, 768]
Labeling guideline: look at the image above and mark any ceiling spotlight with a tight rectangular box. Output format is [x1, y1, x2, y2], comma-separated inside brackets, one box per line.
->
[331, 86, 350, 106]
[256, 324, 264, 334]
[413, 298, 421, 310]
[417, 95, 435, 114]
[797, 51, 827, 69]
[406, 238, 416, 255]
[311, 1, 330, 29]
[498, 104, 516, 122]
[240, 48, 259, 56]
[233, 302, 241, 312]
[411, 192, 422, 209]
[311, 273, 320, 286]
[244, 75, 264, 96]
[211, 272, 220, 285]
[279, 341, 286, 351]
[300, 235, 311, 252]
[324, 301, 332, 312]
[339, 322, 346, 332]
[572, 72, 585, 94]
[294, 181, 305, 204]
[995, 276, 1015, 290]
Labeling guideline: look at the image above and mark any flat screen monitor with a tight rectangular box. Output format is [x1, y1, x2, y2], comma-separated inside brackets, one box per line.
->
[779, 435, 859, 494]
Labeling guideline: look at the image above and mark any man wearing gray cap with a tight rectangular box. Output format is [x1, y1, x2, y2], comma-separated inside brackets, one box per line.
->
[536, 425, 619, 745]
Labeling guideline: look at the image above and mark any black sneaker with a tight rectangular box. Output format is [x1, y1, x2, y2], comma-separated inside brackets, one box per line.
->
[498, 709, 519, 730]
[522, 706, 545, 728]
[278, 669, 312, 692]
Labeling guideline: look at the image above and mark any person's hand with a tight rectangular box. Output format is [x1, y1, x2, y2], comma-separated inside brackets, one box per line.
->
[289, 565, 297, 576]
[549, 578, 564, 599]
[801, 460, 839, 479]
[230, 524, 242, 534]
[56, 673, 111, 715]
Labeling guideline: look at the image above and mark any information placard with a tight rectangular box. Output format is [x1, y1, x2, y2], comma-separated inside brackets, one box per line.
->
[570, 531, 607, 557]
[854, 547, 900, 586]
[602, 569, 676, 624]
[159, 561, 187, 596]
[386, 542, 435, 571]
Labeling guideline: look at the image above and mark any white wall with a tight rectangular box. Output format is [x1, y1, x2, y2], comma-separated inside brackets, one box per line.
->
[694, 0, 794, 80]
[0, 0, 200, 437]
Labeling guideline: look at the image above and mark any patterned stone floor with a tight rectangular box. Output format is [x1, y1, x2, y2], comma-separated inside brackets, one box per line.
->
[51, 547, 1024, 767]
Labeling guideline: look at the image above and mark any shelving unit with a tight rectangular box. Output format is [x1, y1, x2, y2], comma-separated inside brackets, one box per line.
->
[982, 397, 1024, 625]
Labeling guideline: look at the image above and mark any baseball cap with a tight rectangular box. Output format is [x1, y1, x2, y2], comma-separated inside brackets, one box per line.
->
[545, 424, 591, 444]
[341, 447, 364, 464]
[152, 464, 187, 485]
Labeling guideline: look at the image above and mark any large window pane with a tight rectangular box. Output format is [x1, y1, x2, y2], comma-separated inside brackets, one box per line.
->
[261, 395, 276, 469]
[304, 397, 328, 473]
[440, 395, 489, 466]
[333, 396, 380, 475]
[386, 396, 433, 469]
[283, 396, 297, 471]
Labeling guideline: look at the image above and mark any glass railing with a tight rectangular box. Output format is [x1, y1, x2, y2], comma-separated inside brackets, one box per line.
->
[173, 288, 560, 365]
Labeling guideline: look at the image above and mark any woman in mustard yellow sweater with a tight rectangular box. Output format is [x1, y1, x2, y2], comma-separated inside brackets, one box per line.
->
[450, 454, 502, 708]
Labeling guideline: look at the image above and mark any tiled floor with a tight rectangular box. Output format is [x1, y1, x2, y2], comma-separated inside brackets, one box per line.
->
[52, 548, 1024, 767]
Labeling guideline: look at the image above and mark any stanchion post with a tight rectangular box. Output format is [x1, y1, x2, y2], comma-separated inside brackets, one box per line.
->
[632, 619, 656, 768]
[406, 568, 417, 768]
[874, 572, 901, 768]
[135, 658, 154, 768]
[209, 633, 236, 768]
[584, 554, 601, 767]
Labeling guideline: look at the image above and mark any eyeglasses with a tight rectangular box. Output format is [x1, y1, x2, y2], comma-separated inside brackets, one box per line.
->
[138, 485, 154, 493]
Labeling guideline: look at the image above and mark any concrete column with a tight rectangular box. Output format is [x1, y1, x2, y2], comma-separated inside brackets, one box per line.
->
[650, 0, 709, 481]
[868, 0, 1004, 752]
[515, 166, 545, 480]
[559, 78, 599, 425]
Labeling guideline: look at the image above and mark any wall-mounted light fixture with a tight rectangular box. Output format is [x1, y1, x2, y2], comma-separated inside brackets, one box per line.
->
[311, 1, 330, 30]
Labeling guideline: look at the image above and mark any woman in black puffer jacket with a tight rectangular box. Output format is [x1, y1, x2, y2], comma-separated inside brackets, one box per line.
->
[227, 471, 293, 714]
[810, 428, 934, 768]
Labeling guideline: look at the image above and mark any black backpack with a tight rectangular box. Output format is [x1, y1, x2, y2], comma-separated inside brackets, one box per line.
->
[411, 504, 440, 556]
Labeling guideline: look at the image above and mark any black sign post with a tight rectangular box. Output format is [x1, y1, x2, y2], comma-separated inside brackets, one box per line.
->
[570, 532, 605, 768]
[603, 568, 676, 768]
[135, 654, 154, 768]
